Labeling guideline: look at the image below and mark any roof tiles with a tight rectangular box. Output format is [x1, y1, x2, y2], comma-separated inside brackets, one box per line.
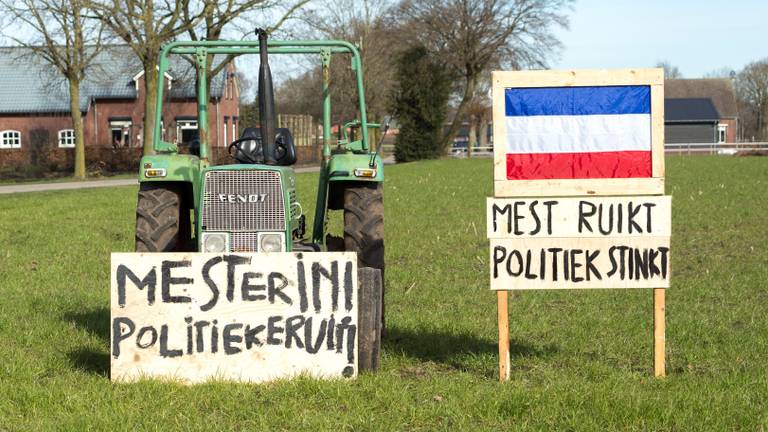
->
[0, 45, 229, 114]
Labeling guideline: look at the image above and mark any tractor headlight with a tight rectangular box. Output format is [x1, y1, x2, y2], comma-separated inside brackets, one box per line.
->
[258, 232, 285, 252]
[353, 168, 377, 178]
[144, 168, 166, 178]
[202, 232, 229, 253]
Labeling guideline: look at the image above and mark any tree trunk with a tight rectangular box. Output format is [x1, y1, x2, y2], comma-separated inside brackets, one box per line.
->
[479, 116, 489, 149]
[468, 116, 477, 157]
[142, 58, 159, 155]
[69, 78, 86, 179]
[440, 74, 478, 153]
[370, 114, 378, 152]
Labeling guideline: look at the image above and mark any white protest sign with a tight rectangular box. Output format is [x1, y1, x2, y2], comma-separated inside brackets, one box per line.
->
[487, 197, 671, 289]
[110, 252, 358, 384]
[487, 196, 671, 239]
[490, 237, 669, 290]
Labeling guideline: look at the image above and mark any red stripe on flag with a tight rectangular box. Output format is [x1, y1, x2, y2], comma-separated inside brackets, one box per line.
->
[506, 151, 652, 180]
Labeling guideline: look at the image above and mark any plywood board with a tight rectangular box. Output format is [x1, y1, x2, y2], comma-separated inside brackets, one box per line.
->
[491, 68, 665, 197]
[487, 196, 671, 239]
[490, 237, 670, 290]
[110, 252, 358, 384]
[493, 175, 665, 198]
[492, 68, 664, 88]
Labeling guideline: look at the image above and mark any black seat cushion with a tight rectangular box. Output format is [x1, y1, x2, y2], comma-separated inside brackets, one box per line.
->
[274, 128, 296, 166]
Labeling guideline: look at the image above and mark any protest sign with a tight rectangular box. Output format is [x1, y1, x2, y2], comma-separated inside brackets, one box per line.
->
[489, 68, 670, 380]
[110, 252, 357, 384]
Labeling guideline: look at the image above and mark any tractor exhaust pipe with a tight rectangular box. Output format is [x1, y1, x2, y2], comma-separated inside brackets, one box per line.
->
[256, 28, 277, 164]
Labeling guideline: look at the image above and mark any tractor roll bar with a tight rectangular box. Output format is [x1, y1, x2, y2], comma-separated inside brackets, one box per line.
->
[152, 40, 370, 160]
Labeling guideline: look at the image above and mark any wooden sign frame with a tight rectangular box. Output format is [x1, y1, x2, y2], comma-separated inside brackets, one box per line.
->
[490, 68, 668, 381]
[491, 68, 665, 197]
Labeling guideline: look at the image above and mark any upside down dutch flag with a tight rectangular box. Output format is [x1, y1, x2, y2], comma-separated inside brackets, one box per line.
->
[505, 85, 652, 180]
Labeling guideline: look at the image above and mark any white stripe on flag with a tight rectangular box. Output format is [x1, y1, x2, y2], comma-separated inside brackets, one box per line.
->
[505, 114, 651, 154]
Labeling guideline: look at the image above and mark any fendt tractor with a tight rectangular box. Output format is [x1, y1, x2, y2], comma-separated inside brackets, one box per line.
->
[133, 30, 385, 369]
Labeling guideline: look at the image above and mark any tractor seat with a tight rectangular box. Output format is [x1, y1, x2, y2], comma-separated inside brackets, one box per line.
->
[231, 127, 296, 166]
[273, 128, 297, 166]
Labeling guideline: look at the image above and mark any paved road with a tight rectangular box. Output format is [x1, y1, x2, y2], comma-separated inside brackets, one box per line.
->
[0, 178, 139, 195]
[0, 160, 392, 195]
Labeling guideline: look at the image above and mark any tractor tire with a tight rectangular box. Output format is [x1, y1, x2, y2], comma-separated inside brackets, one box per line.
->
[357, 267, 382, 372]
[135, 183, 192, 252]
[343, 183, 385, 333]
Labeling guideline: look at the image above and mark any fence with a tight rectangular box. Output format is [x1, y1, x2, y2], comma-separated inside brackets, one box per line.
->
[277, 114, 317, 147]
[664, 142, 768, 155]
[451, 145, 494, 158]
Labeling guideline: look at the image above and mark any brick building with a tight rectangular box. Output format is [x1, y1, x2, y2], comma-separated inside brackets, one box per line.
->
[0, 46, 239, 174]
[664, 78, 739, 144]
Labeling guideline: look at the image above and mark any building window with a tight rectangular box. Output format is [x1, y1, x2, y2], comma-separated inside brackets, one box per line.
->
[58, 129, 75, 148]
[0, 130, 21, 149]
[223, 116, 229, 145]
[232, 116, 238, 141]
[177, 119, 199, 145]
[109, 120, 132, 147]
[717, 124, 727, 144]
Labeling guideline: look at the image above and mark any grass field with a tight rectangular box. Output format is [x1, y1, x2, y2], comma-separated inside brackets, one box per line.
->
[0, 156, 766, 430]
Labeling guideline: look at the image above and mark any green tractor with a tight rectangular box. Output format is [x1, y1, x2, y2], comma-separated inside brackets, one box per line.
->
[133, 31, 385, 368]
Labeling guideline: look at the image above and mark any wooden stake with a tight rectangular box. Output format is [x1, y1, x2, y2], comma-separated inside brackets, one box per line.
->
[497, 290, 510, 382]
[653, 288, 666, 377]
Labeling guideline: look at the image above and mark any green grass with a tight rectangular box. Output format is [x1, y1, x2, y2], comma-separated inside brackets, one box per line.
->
[0, 156, 766, 430]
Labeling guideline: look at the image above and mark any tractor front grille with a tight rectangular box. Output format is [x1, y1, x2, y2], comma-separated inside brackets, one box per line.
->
[231, 232, 260, 252]
[201, 170, 286, 233]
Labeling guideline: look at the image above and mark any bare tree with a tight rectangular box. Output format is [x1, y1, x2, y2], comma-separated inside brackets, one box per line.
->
[656, 60, 683, 79]
[275, 69, 323, 119]
[182, 0, 309, 105]
[89, 0, 210, 155]
[300, 0, 400, 126]
[703, 67, 735, 79]
[399, 0, 571, 151]
[464, 89, 491, 156]
[236, 71, 252, 104]
[0, 0, 106, 178]
[735, 59, 768, 141]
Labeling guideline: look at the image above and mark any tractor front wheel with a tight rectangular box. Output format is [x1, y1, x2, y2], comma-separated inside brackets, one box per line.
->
[135, 183, 192, 252]
[343, 183, 385, 332]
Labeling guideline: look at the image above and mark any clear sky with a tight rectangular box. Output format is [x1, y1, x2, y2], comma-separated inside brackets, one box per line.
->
[553, 0, 768, 77]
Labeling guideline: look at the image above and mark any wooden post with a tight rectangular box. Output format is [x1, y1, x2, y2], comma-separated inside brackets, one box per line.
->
[300, 115, 306, 146]
[497, 290, 510, 382]
[653, 288, 666, 377]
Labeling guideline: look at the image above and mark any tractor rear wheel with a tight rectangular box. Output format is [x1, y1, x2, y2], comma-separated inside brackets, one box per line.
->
[343, 183, 385, 332]
[135, 183, 192, 252]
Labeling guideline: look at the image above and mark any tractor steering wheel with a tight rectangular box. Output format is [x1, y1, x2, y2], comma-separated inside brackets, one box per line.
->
[228, 137, 263, 164]
[228, 136, 292, 165]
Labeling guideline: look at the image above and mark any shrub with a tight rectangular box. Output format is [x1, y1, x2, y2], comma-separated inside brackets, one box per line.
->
[390, 46, 451, 162]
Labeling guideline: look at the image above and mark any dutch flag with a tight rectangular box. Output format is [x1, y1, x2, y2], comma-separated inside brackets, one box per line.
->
[504, 86, 652, 180]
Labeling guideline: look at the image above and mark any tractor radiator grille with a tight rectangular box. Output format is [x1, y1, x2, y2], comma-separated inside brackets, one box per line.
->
[231, 232, 260, 252]
[201, 170, 285, 232]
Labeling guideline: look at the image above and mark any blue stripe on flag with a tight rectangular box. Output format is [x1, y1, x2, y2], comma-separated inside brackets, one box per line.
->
[505, 85, 651, 116]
